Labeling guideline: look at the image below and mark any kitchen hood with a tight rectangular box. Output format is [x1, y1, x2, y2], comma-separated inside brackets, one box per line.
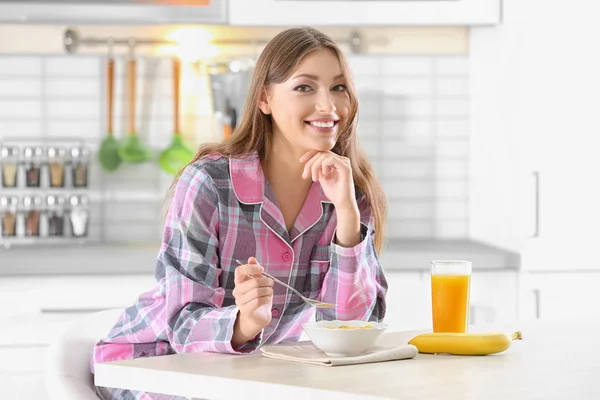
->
[0, 0, 227, 24]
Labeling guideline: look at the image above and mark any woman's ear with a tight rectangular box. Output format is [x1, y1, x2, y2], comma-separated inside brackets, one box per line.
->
[258, 88, 271, 115]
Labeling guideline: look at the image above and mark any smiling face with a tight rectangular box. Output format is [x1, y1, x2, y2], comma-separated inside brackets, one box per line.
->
[259, 48, 351, 156]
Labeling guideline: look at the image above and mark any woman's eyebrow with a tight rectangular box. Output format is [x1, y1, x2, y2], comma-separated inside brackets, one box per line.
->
[292, 73, 345, 81]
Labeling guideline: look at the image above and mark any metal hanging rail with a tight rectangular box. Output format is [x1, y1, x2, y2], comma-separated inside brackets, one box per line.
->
[63, 28, 374, 54]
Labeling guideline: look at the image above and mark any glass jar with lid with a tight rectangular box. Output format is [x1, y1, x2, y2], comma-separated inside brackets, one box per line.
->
[69, 195, 89, 237]
[23, 146, 43, 188]
[0, 146, 19, 188]
[47, 146, 67, 188]
[0, 196, 18, 237]
[23, 195, 42, 236]
[71, 146, 90, 188]
[46, 195, 66, 237]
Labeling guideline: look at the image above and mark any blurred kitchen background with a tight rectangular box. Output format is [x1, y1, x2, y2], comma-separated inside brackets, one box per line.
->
[1, 0, 599, 398]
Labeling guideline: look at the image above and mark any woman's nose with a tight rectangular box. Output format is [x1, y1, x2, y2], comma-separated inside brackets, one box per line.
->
[315, 91, 337, 113]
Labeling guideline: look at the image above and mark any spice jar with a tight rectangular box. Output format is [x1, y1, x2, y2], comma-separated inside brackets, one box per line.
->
[23, 146, 43, 188]
[23, 195, 42, 237]
[47, 146, 66, 188]
[69, 195, 89, 237]
[0, 196, 18, 237]
[46, 195, 66, 237]
[0, 146, 19, 188]
[71, 146, 90, 188]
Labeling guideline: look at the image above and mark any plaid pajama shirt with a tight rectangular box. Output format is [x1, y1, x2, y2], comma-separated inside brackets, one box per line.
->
[92, 152, 388, 399]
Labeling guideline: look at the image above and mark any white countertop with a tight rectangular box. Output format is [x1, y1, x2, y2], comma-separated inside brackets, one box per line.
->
[0, 239, 519, 276]
[94, 319, 600, 400]
[380, 239, 519, 271]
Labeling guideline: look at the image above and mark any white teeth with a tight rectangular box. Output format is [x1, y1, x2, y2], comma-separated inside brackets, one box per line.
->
[309, 121, 335, 128]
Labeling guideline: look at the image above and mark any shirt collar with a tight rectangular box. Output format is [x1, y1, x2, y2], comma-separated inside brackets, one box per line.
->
[229, 152, 264, 204]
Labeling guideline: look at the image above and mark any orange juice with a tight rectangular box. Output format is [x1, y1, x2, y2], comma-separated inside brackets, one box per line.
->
[431, 274, 470, 333]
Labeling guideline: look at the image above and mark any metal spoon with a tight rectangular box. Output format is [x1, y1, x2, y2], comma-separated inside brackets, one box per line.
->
[235, 259, 336, 309]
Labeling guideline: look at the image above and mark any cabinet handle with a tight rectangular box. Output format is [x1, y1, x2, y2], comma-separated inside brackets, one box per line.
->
[532, 171, 540, 238]
[532, 289, 541, 319]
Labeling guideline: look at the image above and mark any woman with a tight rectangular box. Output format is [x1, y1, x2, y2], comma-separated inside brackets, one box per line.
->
[93, 26, 388, 400]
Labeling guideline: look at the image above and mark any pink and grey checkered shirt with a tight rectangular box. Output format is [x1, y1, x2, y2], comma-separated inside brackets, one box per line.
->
[91, 152, 387, 372]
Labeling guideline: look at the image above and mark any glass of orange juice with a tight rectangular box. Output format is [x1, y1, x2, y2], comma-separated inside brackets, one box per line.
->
[431, 260, 472, 333]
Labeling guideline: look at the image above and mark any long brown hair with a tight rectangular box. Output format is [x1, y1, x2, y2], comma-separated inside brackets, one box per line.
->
[169, 27, 387, 253]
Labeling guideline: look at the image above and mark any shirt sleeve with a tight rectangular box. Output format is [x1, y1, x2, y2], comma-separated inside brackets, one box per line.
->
[160, 163, 261, 354]
[317, 195, 388, 322]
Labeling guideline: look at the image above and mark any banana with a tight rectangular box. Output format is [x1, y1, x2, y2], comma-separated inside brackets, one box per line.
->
[408, 331, 523, 356]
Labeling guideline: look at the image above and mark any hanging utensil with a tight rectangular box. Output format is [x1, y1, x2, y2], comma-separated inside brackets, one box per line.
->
[97, 52, 122, 172]
[208, 61, 253, 140]
[118, 53, 152, 163]
[158, 58, 195, 175]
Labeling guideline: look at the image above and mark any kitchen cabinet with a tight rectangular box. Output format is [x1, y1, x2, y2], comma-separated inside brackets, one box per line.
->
[228, 0, 501, 27]
[519, 272, 600, 322]
[0, 310, 94, 400]
[384, 272, 430, 331]
[469, 0, 600, 271]
[37, 275, 155, 312]
[469, 271, 518, 324]
[0, 347, 49, 400]
[0, 275, 154, 319]
[0, 275, 152, 399]
[0, 0, 227, 24]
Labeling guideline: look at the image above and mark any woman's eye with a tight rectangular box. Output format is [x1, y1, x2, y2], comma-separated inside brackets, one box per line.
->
[332, 84, 347, 92]
[294, 84, 312, 92]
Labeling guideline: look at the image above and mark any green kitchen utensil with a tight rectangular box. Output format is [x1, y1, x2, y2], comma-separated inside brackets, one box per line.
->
[118, 57, 152, 163]
[98, 57, 122, 172]
[159, 58, 195, 175]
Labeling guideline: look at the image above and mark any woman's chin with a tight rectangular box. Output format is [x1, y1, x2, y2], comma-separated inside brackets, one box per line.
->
[306, 140, 336, 153]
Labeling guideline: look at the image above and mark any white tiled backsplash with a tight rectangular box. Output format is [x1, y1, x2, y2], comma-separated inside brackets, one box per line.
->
[351, 55, 469, 239]
[0, 54, 469, 243]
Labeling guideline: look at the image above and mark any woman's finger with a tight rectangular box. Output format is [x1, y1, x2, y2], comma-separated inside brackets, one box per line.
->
[234, 263, 264, 285]
[234, 276, 273, 297]
[302, 152, 320, 179]
[320, 156, 337, 178]
[239, 295, 273, 316]
[299, 150, 319, 164]
[310, 153, 329, 181]
[236, 286, 274, 307]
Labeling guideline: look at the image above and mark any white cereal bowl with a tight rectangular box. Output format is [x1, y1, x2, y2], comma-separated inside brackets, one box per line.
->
[301, 320, 387, 357]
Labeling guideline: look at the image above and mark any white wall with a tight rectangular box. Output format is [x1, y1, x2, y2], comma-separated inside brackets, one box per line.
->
[0, 24, 474, 245]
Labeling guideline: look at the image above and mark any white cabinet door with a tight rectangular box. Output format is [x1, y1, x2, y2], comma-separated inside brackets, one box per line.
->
[384, 272, 430, 332]
[228, 0, 500, 26]
[0, 277, 43, 318]
[469, 272, 518, 324]
[519, 273, 600, 322]
[0, 275, 154, 320]
[0, 347, 49, 400]
[0, 374, 48, 400]
[39, 275, 156, 312]
[470, 0, 600, 271]
[515, 0, 600, 272]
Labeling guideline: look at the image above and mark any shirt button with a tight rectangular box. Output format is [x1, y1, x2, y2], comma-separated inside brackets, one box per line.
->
[282, 252, 291, 262]
[271, 309, 280, 317]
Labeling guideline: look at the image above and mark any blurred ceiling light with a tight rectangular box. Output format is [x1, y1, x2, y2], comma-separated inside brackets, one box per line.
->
[229, 60, 242, 72]
[165, 27, 219, 62]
